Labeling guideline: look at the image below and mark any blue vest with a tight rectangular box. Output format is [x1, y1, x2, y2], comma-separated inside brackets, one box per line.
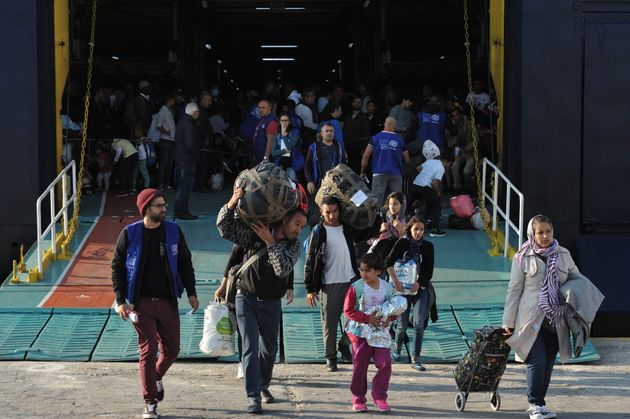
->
[345, 279, 394, 337]
[125, 220, 183, 304]
[253, 113, 278, 164]
[308, 140, 344, 185]
[416, 112, 446, 147]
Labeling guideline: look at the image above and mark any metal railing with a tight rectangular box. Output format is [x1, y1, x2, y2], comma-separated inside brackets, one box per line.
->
[482, 158, 524, 257]
[34, 160, 77, 277]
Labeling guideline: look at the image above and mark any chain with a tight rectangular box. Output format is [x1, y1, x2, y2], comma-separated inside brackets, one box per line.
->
[463, 0, 495, 243]
[63, 0, 97, 250]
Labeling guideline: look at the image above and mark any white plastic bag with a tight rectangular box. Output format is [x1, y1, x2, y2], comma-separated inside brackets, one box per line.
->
[394, 257, 418, 295]
[199, 302, 235, 356]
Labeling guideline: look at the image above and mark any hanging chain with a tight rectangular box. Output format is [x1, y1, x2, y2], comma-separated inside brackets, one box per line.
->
[63, 0, 97, 250]
[464, 0, 495, 241]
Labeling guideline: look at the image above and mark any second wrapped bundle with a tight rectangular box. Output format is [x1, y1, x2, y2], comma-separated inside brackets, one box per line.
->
[315, 164, 380, 230]
[365, 296, 409, 348]
[235, 161, 299, 225]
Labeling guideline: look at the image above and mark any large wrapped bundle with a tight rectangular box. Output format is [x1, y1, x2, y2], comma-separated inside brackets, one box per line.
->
[315, 164, 380, 230]
[235, 161, 299, 225]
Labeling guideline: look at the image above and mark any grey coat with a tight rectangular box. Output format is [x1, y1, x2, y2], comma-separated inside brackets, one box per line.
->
[502, 246, 579, 362]
[558, 272, 605, 358]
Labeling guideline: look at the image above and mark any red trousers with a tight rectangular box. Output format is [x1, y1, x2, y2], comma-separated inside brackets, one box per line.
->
[133, 297, 180, 403]
[349, 334, 392, 404]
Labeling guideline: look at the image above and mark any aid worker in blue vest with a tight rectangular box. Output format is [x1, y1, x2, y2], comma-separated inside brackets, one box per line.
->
[111, 188, 199, 419]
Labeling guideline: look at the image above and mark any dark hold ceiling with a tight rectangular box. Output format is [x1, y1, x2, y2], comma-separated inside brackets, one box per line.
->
[74, 0, 485, 91]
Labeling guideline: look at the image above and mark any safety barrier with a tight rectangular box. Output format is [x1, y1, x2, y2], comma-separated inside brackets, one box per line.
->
[482, 158, 524, 257]
[31, 161, 77, 281]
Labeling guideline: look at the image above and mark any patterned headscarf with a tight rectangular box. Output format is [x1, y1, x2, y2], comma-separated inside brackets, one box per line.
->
[515, 215, 566, 325]
[379, 194, 407, 241]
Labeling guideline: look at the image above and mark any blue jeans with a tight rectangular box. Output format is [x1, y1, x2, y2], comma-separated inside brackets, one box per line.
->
[394, 288, 429, 362]
[235, 292, 281, 402]
[525, 327, 558, 406]
[174, 161, 196, 215]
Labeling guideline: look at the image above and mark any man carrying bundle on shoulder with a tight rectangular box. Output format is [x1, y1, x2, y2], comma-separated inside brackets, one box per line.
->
[217, 187, 307, 415]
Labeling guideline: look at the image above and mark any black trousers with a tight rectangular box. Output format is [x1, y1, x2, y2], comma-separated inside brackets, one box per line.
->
[410, 185, 441, 228]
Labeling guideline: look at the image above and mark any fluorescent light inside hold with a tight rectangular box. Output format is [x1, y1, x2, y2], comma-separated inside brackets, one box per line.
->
[348, 42, 354, 48]
[111, 55, 119, 60]
[217, 59, 222, 64]
[204, 43, 212, 50]
[255, 7, 271, 10]
[285, 7, 306, 10]
[262, 58, 295, 61]
[261, 45, 297, 48]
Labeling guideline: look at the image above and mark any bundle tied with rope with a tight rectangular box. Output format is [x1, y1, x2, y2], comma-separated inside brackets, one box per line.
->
[315, 164, 380, 230]
[235, 161, 300, 225]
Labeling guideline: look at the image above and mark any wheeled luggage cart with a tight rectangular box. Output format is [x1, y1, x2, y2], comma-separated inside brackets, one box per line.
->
[452, 325, 511, 412]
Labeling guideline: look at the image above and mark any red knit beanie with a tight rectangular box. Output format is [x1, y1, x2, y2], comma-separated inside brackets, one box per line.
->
[136, 188, 165, 216]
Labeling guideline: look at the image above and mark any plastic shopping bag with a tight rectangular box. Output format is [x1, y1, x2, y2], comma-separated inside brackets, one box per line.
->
[394, 257, 418, 295]
[199, 302, 236, 356]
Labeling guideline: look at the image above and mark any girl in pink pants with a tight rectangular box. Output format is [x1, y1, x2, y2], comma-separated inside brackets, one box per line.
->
[344, 253, 397, 413]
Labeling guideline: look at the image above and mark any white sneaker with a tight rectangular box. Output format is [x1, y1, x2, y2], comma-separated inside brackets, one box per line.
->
[539, 405, 557, 419]
[143, 402, 159, 419]
[527, 405, 556, 419]
[237, 362, 244, 379]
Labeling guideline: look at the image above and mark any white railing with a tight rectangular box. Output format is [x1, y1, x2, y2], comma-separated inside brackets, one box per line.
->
[482, 158, 524, 257]
[35, 160, 77, 275]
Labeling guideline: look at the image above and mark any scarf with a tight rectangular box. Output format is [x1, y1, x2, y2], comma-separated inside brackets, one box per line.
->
[378, 197, 407, 241]
[515, 216, 565, 325]
[406, 233, 424, 266]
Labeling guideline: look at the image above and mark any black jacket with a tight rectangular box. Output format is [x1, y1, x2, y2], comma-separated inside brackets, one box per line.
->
[175, 114, 201, 163]
[304, 218, 381, 294]
[111, 223, 196, 306]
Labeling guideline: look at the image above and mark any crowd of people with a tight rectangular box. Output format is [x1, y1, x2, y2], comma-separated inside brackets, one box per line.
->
[106, 79, 593, 419]
[64, 78, 498, 222]
[112, 183, 591, 419]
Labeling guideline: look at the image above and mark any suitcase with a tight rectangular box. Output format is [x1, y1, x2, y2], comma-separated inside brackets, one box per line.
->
[452, 325, 511, 412]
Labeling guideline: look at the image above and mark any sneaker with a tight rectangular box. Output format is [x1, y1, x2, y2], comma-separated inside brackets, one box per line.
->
[326, 358, 338, 372]
[374, 399, 390, 412]
[261, 389, 275, 403]
[339, 345, 352, 363]
[156, 380, 164, 401]
[391, 349, 401, 362]
[247, 399, 263, 414]
[352, 403, 368, 412]
[429, 228, 447, 237]
[539, 405, 557, 418]
[143, 402, 159, 419]
[527, 405, 556, 419]
[411, 362, 426, 372]
[237, 362, 244, 379]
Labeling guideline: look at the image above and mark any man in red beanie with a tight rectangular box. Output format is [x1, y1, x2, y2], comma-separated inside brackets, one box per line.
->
[111, 188, 199, 419]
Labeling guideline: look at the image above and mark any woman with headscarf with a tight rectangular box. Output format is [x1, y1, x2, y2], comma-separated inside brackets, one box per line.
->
[384, 215, 435, 372]
[503, 214, 579, 419]
[368, 192, 407, 260]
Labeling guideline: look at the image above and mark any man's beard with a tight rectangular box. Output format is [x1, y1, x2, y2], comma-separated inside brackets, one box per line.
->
[149, 213, 166, 223]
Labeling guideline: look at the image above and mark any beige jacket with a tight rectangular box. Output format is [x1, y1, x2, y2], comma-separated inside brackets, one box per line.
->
[502, 246, 579, 362]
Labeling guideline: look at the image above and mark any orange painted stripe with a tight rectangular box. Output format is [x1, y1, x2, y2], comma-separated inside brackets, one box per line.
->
[41, 192, 140, 308]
